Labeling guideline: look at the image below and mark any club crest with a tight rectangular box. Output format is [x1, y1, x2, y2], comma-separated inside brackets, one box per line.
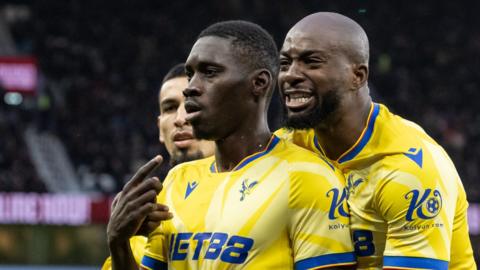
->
[239, 179, 258, 201]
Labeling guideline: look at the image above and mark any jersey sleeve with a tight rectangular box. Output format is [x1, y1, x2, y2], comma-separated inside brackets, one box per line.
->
[448, 179, 476, 269]
[140, 174, 174, 270]
[101, 256, 111, 270]
[373, 162, 451, 269]
[141, 225, 168, 270]
[101, 230, 153, 270]
[287, 162, 356, 269]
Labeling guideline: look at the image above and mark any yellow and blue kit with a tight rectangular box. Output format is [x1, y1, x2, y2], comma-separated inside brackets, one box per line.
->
[101, 236, 147, 270]
[276, 103, 476, 269]
[141, 135, 355, 270]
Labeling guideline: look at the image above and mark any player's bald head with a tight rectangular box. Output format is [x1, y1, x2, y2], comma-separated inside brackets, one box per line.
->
[286, 12, 369, 65]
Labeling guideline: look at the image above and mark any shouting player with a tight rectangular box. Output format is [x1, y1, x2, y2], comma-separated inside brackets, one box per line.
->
[276, 12, 476, 269]
[104, 64, 215, 270]
[109, 20, 357, 269]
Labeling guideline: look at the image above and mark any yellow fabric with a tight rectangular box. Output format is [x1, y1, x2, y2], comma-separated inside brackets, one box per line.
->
[142, 136, 355, 269]
[275, 103, 476, 269]
[101, 236, 147, 270]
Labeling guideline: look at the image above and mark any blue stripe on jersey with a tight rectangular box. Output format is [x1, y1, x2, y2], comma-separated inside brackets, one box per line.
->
[235, 135, 280, 170]
[210, 135, 280, 173]
[313, 133, 324, 155]
[141, 255, 167, 270]
[338, 103, 380, 163]
[209, 162, 216, 173]
[295, 252, 356, 270]
[383, 256, 449, 270]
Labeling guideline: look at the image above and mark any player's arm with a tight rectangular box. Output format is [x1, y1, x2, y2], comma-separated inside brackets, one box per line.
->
[139, 165, 184, 270]
[374, 166, 450, 269]
[107, 156, 173, 270]
[448, 181, 476, 269]
[287, 164, 356, 270]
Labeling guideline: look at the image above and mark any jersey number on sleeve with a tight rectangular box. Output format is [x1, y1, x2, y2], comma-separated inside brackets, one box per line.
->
[353, 230, 375, 256]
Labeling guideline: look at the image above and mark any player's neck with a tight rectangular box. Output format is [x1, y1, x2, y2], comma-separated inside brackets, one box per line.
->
[214, 121, 271, 173]
[315, 94, 372, 161]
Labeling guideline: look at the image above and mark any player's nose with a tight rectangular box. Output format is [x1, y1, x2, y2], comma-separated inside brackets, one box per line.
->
[279, 61, 305, 87]
[183, 86, 202, 98]
[174, 104, 188, 127]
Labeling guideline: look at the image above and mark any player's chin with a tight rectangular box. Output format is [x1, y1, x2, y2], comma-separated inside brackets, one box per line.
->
[283, 108, 320, 129]
[191, 125, 214, 141]
[285, 104, 316, 121]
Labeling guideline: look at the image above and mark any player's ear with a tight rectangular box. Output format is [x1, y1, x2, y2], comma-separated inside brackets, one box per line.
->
[158, 116, 165, 143]
[251, 69, 272, 98]
[352, 63, 368, 90]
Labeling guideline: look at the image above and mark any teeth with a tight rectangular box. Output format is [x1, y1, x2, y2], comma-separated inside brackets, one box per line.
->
[291, 97, 310, 103]
[288, 93, 310, 99]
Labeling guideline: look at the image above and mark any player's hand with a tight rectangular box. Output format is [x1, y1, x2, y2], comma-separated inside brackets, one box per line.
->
[107, 155, 173, 245]
[110, 191, 167, 237]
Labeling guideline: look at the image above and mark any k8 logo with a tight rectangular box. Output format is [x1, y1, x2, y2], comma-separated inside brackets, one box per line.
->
[405, 189, 442, 221]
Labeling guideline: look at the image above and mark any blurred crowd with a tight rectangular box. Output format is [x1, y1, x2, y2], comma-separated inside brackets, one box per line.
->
[1, 0, 479, 201]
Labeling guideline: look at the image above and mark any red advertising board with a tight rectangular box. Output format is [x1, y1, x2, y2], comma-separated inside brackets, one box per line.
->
[0, 57, 38, 94]
[0, 193, 112, 225]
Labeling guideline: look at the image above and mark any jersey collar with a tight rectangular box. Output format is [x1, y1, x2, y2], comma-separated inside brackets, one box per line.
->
[210, 135, 280, 173]
[314, 103, 380, 164]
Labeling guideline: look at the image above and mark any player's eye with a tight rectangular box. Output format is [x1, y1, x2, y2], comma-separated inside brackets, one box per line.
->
[162, 104, 177, 113]
[304, 58, 325, 68]
[185, 69, 194, 81]
[279, 58, 291, 71]
[204, 68, 219, 77]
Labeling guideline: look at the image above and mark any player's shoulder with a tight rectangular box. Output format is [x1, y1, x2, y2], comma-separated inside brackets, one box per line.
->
[274, 127, 315, 147]
[168, 156, 214, 173]
[164, 156, 214, 186]
[369, 146, 453, 190]
[275, 137, 343, 182]
[377, 103, 436, 144]
[276, 136, 328, 164]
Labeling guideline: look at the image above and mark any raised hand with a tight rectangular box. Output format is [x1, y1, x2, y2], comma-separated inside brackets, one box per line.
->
[107, 156, 173, 245]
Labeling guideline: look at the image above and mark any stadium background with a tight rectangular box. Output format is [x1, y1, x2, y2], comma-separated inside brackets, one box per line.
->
[0, 0, 479, 268]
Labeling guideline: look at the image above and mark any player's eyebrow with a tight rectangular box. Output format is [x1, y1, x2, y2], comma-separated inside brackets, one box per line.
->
[198, 61, 224, 70]
[185, 60, 224, 73]
[280, 49, 328, 59]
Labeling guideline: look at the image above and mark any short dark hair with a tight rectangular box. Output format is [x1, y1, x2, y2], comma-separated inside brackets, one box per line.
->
[162, 63, 186, 84]
[197, 20, 279, 84]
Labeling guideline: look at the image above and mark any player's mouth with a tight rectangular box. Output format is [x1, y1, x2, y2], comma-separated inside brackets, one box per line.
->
[184, 100, 202, 122]
[284, 89, 315, 112]
[172, 131, 195, 149]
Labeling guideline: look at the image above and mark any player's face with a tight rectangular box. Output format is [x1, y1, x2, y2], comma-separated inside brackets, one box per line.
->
[184, 36, 251, 140]
[278, 28, 352, 129]
[158, 76, 215, 166]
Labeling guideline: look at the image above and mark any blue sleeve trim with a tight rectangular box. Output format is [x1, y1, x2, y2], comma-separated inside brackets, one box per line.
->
[384, 256, 448, 270]
[141, 255, 167, 270]
[295, 252, 356, 270]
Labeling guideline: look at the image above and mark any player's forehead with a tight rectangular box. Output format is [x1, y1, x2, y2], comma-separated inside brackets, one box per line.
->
[185, 36, 237, 68]
[159, 76, 188, 102]
[281, 29, 333, 57]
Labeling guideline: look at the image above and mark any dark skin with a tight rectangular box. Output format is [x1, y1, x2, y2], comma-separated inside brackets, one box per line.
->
[185, 36, 350, 270]
[184, 36, 272, 172]
[279, 12, 371, 161]
[109, 36, 273, 270]
[107, 156, 173, 270]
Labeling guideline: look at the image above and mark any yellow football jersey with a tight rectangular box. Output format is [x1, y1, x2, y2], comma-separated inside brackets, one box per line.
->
[141, 135, 355, 270]
[275, 103, 476, 270]
[101, 236, 147, 270]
